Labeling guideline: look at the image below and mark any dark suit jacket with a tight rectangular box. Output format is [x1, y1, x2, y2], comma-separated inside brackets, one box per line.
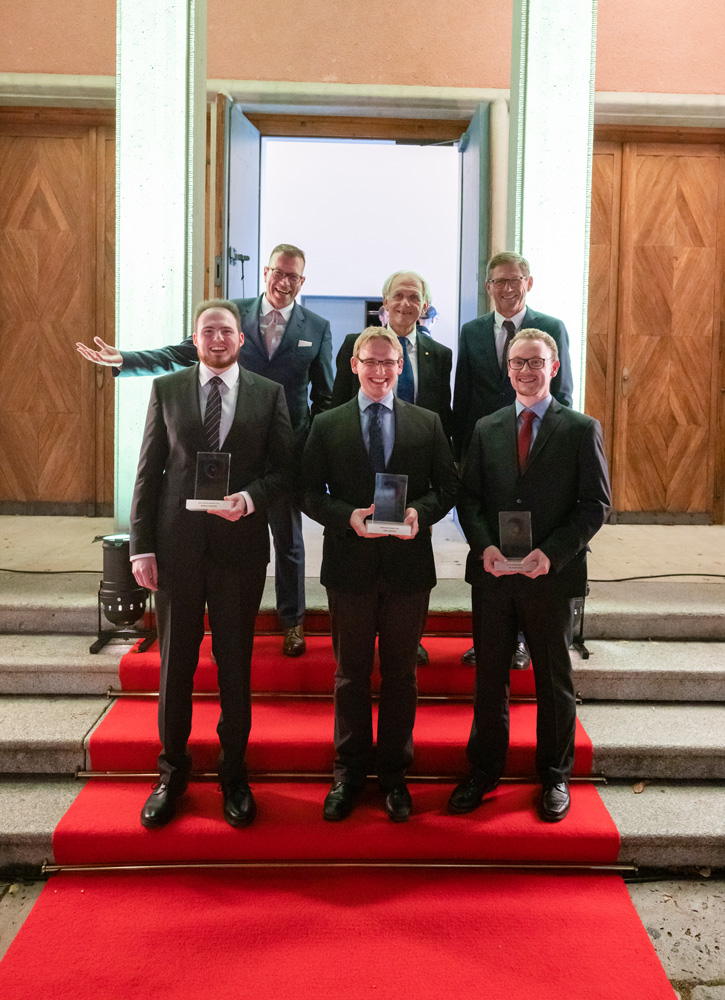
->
[452, 307, 574, 459]
[331, 332, 453, 440]
[301, 397, 460, 594]
[129, 364, 293, 574]
[458, 400, 610, 598]
[118, 296, 333, 437]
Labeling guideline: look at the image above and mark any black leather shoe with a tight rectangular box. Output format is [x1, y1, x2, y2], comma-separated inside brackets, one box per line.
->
[461, 645, 476, 666]
[416, 643, 429, 666]
[511, 641, 530, 670]
[323, 781, 360, 821]
[448, 772, 499, 814]
[140, 781, 186, 828]
[383, 784, 412, 822]
[222, 781, 257, 828]
[540, 782, 571, 822]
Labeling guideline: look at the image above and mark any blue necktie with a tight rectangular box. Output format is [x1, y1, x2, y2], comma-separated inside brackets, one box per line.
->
[367, 403, 386, 473]
[397, 336, 415, 403]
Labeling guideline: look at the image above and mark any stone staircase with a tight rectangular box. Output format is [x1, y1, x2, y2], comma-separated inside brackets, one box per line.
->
[0, 570, 724, 871]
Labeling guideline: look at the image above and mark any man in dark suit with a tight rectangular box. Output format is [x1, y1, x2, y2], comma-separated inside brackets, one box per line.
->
[453, 251, 575, 669]
[331, 271, 453, 666]
[77, 244, 332, 658]
[449, 329, 610, 822]
[331, 271, 452, 440]
[130, 299, 293, 829]
[302, 328, 459, 823]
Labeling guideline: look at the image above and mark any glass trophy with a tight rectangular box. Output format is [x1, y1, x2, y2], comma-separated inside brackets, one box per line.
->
[493, 511, 533, 571]
[185, 452, 233, 511]
[367, 473, 411, 535]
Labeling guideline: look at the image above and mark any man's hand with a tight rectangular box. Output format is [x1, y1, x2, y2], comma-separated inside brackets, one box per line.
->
[395, 507, 419, 540]
[483, 544, 513, 576]
[519, 548, 551, 578]
[209, 492, 248, 521]
[132, 555, 158, 592]
[350, 504, 386, 538]
[76, 337, 123, 368]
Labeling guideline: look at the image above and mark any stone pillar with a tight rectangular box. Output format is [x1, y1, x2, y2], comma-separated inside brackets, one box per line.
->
[506, 1, 598, 409]
[115, 0, 207, 527]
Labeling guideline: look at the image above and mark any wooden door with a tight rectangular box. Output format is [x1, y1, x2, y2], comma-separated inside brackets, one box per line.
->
[612, 143, 724, 520]
[0, 110, 115, 514]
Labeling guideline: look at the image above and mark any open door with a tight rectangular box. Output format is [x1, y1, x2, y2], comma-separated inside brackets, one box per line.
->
[458, 103, 491, 330]
[209, 97, 261, 301]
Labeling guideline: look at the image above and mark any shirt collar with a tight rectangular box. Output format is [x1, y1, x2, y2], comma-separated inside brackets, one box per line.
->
[495, 306, 527, 329]
[515, 394, 552, 420]
[261, 295, 295, 323]
[387, 324, 416, 347]
[358, 388, 395, 412]
[199, 361, 240, 389]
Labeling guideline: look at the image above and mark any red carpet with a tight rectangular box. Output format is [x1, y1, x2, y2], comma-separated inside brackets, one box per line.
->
[118, 634, 537, 697]
[53, 779, 618, 865]
[0, 868, 675, 1000]
[88, 697, 593, 776]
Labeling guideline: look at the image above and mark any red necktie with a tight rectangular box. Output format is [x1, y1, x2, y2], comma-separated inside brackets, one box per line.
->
[517, 410, 536, 471]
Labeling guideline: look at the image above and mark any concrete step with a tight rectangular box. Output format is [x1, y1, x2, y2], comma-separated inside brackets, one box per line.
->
[1, 695, 724, 781]
[0, 635, 128, 695]
[573, 640, 725, 702]
[1, 778, 722, 870]
[2, 572, 724, 641]
[1, 634, 723, 702]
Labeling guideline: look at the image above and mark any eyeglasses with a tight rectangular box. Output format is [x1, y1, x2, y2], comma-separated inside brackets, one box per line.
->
[358, 359, 400, 370]
[267, 267, 304, 285]
[488, 276, 528, 288]
[507, 357, 550, 370]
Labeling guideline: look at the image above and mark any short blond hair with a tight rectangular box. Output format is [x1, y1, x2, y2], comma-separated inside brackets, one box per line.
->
[382, 270, 431, 305]
[352, 327, 403, 360]
[510, 327, 558, 363]
[486, 252, 530, 280]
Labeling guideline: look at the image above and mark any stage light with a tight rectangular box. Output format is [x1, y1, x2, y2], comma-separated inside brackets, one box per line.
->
[90, 534, 157, 653]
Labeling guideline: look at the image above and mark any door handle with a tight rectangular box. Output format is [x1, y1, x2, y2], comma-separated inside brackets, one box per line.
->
[621, 366, 630, 398]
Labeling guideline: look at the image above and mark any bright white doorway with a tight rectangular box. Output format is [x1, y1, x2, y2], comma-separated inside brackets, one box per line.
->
[259, 137, 461, 369]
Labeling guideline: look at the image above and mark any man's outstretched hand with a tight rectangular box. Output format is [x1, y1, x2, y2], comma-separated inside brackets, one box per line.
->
[76, 337, 123, 368]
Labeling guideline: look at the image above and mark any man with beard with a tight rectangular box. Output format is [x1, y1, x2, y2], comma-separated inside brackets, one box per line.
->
[130, 300, 293, 829]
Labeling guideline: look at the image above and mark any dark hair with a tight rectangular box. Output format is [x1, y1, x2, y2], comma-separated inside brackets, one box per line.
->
[193, 299, 242, 330]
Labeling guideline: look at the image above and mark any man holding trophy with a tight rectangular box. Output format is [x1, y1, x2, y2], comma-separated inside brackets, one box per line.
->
[130, 300, 293, 829]
[449, 329, 610, 822]
[302, 328, 459, 823]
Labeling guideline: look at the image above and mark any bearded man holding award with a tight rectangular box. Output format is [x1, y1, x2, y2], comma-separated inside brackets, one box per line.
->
[449, 329, 610, 823]
[301, 327, 459, 824]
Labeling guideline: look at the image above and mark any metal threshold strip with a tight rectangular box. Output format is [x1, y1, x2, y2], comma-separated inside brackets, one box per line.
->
[42, 859, 637, 875]
[76, 770, 607, 784]
[105, 688, 552, 705]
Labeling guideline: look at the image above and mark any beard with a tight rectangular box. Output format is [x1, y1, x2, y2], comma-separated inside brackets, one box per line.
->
[197, 346, 238, 369]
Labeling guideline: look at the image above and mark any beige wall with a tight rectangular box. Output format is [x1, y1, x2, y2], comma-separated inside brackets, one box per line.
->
[2, 0, 724, 95]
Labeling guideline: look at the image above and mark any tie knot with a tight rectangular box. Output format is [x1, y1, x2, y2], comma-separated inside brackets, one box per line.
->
[368, 402, 381, 415]
[503, 320, 516, 335]
[521, 409, 535, 424]
[209, 375, 222, 386]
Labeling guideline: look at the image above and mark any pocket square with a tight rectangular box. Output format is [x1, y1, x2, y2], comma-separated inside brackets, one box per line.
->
[298, 340, 312, 347]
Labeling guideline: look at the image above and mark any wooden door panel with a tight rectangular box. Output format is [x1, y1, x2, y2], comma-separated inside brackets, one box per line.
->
[614, 144, 723, 518]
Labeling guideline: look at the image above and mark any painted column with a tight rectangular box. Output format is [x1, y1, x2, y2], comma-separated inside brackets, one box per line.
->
[507, 1, 598, 410]
[115, 0, 207, 527]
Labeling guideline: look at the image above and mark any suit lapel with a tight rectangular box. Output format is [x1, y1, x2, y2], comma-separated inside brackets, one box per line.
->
[218, 365, 252, 451]
[523, 399, 562, 474]
[415, 338, 432, 402]
[240, 295, 266, 359]
[479, 314, 500, 381]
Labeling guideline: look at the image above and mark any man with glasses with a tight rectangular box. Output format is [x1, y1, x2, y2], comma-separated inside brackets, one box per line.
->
[302, 328, 459, 823]
[449, 329, 610, 822]
[76, 244, 333, 658]
[452, 251, 574, 669]
[331, 270, 453, 666]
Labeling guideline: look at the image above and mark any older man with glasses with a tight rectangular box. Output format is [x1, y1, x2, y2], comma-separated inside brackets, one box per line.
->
[452, 251, 574, 670]
[76, 243, 333, 658]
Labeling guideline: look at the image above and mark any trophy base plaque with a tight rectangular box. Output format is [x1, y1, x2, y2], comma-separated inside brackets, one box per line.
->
[493, 557, 532, 573]
[186, 499, 233, 512]
[367, 520, 412, 536]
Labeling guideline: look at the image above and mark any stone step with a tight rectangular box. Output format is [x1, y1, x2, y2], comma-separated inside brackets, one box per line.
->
[2, 572, 724, 641]
[1, 695, 724, 781]
[1, 634, 723, 702]
[1, 778, 722, 870]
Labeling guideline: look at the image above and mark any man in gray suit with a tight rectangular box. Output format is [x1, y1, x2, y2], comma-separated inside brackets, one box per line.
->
[77, 244, 333, 658]
[130, 299, 293, 828]
[452, 251, 575, 669]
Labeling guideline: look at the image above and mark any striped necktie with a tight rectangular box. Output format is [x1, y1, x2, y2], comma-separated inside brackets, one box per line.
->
[204, 376, 223, 451]
[367, 402, 386, 473]
[501, 320, 516, 375]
